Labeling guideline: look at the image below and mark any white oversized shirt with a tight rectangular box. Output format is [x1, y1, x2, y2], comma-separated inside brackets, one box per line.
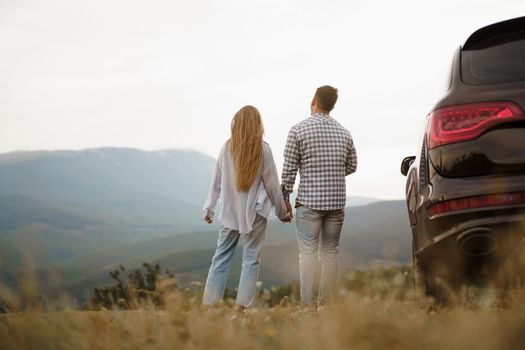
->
[203, 140, 288, 234]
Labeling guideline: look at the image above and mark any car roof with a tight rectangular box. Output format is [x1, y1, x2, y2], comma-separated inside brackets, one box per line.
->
[463, 16, 525, 50]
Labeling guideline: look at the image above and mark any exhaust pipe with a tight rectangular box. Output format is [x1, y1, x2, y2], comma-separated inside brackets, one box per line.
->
[457, 227, 497, 258]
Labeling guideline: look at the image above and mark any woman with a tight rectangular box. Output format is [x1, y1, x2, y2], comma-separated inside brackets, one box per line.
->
[202, 105, 290, 310]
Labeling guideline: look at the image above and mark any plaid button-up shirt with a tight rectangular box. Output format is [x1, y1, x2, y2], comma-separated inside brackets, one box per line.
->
[281, 112, 357, 210]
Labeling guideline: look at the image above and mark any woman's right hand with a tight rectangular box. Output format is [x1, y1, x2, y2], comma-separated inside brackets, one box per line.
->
[204, 214, 213, 224]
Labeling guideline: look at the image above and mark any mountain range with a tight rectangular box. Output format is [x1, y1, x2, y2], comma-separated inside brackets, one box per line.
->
[0, 148, 410, 301]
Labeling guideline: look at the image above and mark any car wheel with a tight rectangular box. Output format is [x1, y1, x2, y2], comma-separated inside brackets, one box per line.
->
[413, 239, 457, 305]
[412, 239, 425, 293]
[423, 268, 457, 306]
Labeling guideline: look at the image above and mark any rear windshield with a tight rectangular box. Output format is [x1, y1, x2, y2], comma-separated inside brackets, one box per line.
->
[462, 38, 525, 84]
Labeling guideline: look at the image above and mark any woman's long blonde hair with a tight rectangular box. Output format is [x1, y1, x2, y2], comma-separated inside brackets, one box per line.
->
[229, 105, 264, 192]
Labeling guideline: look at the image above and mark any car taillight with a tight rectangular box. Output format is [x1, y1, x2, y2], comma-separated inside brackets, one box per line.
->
[427, 192, 525, 217]
[427, 101, 524, 149]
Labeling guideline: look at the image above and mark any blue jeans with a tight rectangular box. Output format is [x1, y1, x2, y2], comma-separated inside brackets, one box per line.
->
[296, 206, 345, 305]
[202, 214, 267, 307]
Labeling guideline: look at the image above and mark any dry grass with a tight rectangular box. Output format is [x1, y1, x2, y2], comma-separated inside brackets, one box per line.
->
[1, 269, 525, 350]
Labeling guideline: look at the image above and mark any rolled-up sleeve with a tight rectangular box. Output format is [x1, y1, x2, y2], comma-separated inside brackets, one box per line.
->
[281, 127, 300, 202]
[345, 135, 357, 176]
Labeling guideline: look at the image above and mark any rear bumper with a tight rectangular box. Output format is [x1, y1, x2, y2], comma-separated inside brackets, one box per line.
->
[417, 207, 525, 286]
[430, 212, 525, 249]
[414, 172, 525, 250]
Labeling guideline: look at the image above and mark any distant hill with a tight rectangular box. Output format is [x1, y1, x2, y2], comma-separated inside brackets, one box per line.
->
[0, 147, 410, 301]
[0, 147, 217, 233]
[0, 148, 383, 232]
[346, 196, 382, 207]
[64, 200, 411, 300]
[0, 195, 99, 231]
[0, 147, 214, 206]
[0, 147, 217, 289]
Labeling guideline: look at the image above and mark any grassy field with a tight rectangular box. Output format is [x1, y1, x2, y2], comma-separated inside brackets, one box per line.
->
[1, 267, 525, 350]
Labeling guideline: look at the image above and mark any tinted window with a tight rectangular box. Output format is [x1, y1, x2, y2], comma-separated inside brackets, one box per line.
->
[462, 38, 525, 84]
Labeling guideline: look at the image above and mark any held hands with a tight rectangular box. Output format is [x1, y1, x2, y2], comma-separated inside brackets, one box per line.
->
[280, 213, 292, 223]
[285, 201, 293, 219]
[280, 200, 294, 223]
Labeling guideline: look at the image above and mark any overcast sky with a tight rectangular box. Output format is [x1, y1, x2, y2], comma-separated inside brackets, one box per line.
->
[1, 0, 524, 199]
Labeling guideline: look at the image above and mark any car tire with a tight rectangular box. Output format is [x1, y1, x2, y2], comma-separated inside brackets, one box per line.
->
[413, 239, 457, 305]
[423, 268, 457, 306]
[412, 239, 425, 293]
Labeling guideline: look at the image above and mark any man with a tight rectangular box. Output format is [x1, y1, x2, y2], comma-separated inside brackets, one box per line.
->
[281, 85, 357, 306]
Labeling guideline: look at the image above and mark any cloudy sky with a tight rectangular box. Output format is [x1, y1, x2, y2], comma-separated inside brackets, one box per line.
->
[1, 0, 524, 199]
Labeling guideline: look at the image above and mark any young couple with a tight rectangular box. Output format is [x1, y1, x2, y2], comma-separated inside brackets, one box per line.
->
[202, 85, 358, 311]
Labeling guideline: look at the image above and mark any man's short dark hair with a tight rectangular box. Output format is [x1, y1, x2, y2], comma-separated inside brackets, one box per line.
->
[315, 85, 338, 112]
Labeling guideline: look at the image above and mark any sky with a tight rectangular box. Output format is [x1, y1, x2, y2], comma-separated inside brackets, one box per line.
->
[1, 0, 524, 199]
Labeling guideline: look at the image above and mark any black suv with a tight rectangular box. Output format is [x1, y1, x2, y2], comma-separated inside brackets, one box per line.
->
[401, 16, 525, 301]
